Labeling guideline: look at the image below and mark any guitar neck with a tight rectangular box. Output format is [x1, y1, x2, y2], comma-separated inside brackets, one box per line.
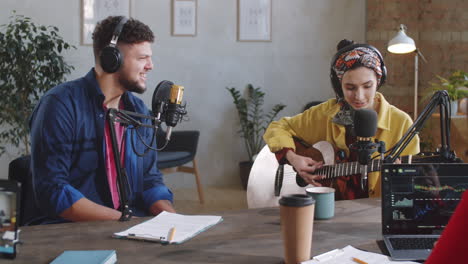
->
[317, 156, 412, 179]
[317, 159, 381, 179]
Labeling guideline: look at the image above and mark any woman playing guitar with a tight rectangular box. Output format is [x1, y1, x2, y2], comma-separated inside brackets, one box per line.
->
[263, 39, 420, 200]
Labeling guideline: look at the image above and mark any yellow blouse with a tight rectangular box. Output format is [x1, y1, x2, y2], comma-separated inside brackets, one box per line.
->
[263, 92, 420, 197]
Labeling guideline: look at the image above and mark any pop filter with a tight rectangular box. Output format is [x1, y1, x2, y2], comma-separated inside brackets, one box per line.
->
[152, 80, 174, 120]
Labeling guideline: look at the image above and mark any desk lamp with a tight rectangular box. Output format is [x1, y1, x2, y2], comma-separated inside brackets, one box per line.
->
[388, 24, 427, 120]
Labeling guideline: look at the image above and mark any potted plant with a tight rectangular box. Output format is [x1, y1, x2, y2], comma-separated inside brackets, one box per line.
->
[426, 70, 468, 115]
[0, 12, 75, 156]
[227, 84, 286, 189]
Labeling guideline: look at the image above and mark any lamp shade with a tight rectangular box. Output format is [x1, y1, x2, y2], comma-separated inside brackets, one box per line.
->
[387, 24, 416, 54]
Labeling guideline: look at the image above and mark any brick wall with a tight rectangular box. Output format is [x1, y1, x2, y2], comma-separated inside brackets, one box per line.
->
[367, 0, 468, 115]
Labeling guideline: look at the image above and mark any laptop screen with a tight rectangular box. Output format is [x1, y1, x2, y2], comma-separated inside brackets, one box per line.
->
[0, 180, 20, 257]
[382, 163, 468, 235]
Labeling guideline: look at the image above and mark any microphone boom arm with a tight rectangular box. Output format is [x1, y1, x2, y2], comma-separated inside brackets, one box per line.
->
[384, 90, 458, 163]
[112, 109, 161, 128]
[106, 108, 162, 221]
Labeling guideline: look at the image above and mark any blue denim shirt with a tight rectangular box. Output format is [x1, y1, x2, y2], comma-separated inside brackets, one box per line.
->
[29, 69, 173, 223]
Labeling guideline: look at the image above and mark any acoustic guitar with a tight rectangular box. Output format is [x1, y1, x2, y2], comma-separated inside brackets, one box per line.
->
[246, 137, 437, 209]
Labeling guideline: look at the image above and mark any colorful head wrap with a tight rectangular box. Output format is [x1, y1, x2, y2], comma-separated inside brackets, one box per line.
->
[332, 47, 383, 86]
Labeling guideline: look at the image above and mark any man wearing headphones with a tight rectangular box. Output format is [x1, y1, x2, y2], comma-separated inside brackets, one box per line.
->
[263, 39, 420, 200]
[29, 16, 175, 224]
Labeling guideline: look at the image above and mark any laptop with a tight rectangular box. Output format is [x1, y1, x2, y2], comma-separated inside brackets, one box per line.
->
[381, 163, 468, 261]
[0, 180, 21, 259]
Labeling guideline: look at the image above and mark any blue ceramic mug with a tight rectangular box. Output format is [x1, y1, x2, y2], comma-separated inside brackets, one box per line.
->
[305, 187, 335, 220]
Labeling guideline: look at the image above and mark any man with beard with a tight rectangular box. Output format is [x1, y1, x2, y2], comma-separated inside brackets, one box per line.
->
[29, 16, 175, 224]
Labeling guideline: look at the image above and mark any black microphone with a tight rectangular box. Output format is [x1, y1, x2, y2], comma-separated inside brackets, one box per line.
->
[350, 108, 378, 190]
[152, 80, 187, 141]
[350, 108, 378, 165]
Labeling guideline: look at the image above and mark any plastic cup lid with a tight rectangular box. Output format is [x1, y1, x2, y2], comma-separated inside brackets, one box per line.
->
[279, 194, 315, 207]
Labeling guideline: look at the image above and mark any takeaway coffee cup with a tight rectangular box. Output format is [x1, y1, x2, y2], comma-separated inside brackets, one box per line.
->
[306, 187, 335, 220]
[279, 194, 315, 264]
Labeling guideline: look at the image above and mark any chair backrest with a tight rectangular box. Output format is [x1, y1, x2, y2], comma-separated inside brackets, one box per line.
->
[156, 130, 200, 169]
[303, 101, 323, 112]
[8, 156, 30, 185]
[8, 155, 42, 226]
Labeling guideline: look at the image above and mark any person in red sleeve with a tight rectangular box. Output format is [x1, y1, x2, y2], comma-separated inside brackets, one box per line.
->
[425, 190, 468, 263]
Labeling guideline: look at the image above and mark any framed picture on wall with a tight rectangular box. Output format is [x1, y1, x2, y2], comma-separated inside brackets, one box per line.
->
[171, 0, 197, 36]
[237, 0, 272, 42]
[81, 0, 132, 45]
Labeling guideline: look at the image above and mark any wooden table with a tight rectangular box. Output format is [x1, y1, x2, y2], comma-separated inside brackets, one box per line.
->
[2, 198, 382, 263]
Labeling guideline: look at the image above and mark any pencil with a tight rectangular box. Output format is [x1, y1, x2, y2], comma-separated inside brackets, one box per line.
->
[168, 227, 176, 243]
[352, 257, 368, 264]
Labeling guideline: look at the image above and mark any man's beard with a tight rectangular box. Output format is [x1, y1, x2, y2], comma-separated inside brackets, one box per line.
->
[118, 74, 146, 94]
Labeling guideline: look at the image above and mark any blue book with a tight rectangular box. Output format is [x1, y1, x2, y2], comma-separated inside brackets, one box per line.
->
[50, 250, 116, 264]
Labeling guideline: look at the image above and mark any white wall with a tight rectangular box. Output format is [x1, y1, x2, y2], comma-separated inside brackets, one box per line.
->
[0, 0, 366, 188]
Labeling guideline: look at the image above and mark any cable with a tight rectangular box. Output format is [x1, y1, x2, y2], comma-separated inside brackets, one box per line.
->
[130, 126, 156, 157]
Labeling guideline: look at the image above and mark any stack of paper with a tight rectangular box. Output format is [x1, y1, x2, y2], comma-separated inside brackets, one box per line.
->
[302, 245, 419, 264]
[114, 211, 223, 244]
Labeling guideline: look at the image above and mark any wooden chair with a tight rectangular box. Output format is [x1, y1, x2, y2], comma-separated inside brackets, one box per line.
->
[157, 130, 204, 204]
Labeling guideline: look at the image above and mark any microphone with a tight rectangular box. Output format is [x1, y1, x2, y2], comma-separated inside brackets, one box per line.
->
[350, 108, 378, 165]
[165, 84, 185, 141]
[349, 108, 378, 190]
[151, 80, 187, 141]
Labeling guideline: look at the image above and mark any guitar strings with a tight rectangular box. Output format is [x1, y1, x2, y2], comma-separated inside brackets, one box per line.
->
[279, 159, 383, 180]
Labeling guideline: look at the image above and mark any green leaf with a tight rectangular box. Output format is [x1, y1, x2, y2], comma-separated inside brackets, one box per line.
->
[226, 84, 286, 161]
[0, 11, 75, 157]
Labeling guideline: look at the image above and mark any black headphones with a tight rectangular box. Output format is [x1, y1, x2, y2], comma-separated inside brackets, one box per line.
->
[329, 43, 387, 98]
[100, 17, 129, 73]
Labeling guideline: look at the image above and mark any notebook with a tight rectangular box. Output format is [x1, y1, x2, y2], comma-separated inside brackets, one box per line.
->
[50, 250, 116, 264]
[113, 211, 223, 244]
[381, 163, 468, 261]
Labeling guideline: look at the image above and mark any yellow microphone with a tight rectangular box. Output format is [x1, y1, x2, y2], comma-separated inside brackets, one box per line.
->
[165, 85, 185, 141]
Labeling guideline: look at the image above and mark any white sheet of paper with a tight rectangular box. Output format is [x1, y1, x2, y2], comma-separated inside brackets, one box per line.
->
[301, 245, 419, 264]
[114, 211, 222, 243]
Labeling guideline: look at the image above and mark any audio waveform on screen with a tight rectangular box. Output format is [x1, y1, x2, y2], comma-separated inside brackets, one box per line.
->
[392, 197, 413, 207]
[393, 209, 410, 220]
[414, 184, 466, 193]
